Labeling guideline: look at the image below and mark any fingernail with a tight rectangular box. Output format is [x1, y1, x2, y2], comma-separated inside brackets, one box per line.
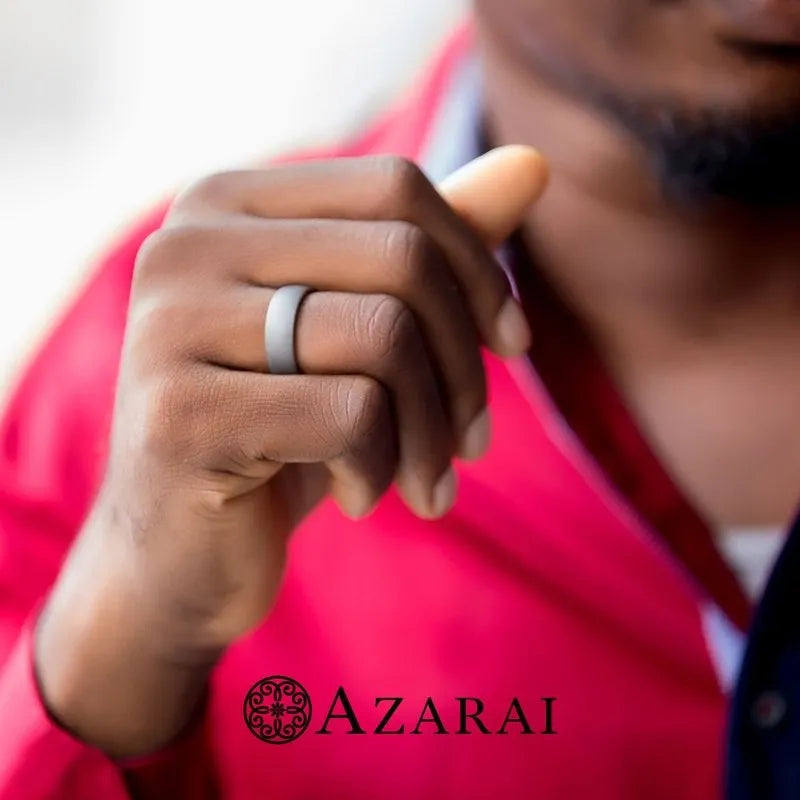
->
[459, 409, 490, 461]
[431, 467, 457, 518]
[340, 496, 373, 521]
[495, 297, 531, 355]
[337, 488, 378, 520]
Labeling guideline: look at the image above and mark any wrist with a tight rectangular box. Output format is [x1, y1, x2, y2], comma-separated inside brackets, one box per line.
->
[35, 586, 213, 758]
[33, 514, 215, 757]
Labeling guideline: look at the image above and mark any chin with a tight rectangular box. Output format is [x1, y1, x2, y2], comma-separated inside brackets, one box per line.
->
[606, 94, 800, 207]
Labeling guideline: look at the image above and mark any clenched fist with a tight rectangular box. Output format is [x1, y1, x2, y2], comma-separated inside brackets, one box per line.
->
[35, 148, 548, 756]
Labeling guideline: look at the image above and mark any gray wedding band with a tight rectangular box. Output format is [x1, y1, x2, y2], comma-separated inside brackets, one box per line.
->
[264, 284, 314, 374]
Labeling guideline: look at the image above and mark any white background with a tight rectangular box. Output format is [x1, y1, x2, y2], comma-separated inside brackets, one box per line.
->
[0, 0, 464, 397]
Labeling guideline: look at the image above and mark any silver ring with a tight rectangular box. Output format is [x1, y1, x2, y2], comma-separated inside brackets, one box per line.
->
[264, 284, 313, 374]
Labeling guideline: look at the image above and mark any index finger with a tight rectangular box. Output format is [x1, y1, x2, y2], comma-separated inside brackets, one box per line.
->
[173, 149, 548, 357]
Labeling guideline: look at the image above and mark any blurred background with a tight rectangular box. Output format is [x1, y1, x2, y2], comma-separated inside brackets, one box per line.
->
[0, 0, 464, 397]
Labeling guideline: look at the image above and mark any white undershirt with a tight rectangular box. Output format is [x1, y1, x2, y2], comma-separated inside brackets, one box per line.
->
[716, 526, 785, 600]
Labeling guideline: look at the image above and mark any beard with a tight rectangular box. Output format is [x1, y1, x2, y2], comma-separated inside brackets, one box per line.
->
[504, 31, 800, 208]
[594, 88, 800, 208]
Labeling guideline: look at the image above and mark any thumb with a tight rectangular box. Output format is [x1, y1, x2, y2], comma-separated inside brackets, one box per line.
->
[437, 145, 549, 250]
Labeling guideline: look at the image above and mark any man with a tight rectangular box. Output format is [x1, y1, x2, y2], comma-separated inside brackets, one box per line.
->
[0, 0, 798, 796]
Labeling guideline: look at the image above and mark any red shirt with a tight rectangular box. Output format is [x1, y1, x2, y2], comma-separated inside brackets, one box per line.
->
[0, 23, 750, 799]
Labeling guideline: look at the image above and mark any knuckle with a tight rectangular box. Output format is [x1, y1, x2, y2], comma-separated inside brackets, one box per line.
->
[127, 298, 176, 358]
[373, 155, 429, 216]
[383, 221, 439, 291]
[178, 169, 245, 207]
[139, 372, 194, 456]
[331, 376, 388, 456]
[134, 229, 170, 279]
[134, 225, 207, 282]
[360, 294, 418, 364]
[139, 369, 219, 460]
[126, 296, 197, 366]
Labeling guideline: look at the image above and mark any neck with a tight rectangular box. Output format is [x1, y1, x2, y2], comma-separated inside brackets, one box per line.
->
[478, 29, 800, 366]
[478, 24, 800, 529]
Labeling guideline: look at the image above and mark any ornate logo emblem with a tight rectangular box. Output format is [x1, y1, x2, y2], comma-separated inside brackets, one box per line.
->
[243, 675, 312, 744]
